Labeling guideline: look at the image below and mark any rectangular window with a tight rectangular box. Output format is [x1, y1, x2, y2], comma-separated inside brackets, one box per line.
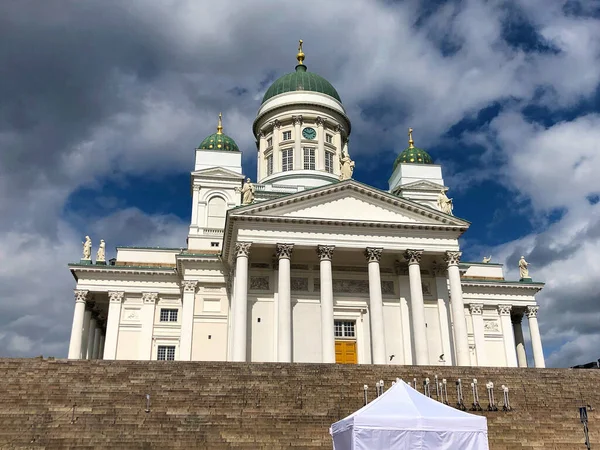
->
[326, 133, 333, 144]
[282, 130, 292, 141]
[160, 309, 178, 322]
[267, 137, 272, 148]
[334, 320, 356, 338]
[157, 345, 176, 361]
[303, 147, 315, 170]
[282, 148, 293, 171]
[325, 151, 334, 174]
[267, 154, 273, 175]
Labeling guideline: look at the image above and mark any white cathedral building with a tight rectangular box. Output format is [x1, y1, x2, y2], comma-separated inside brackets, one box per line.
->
[67, 43, 546, 368]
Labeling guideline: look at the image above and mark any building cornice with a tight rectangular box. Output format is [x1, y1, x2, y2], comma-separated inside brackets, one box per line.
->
[461, 278, 544, 291]
[68, 264, 178, 281]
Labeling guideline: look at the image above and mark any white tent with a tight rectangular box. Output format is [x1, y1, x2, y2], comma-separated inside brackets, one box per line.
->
[330, 380, 489, 450]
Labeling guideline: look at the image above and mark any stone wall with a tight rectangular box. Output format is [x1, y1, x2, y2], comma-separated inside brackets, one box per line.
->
[0, 358, 598, 449]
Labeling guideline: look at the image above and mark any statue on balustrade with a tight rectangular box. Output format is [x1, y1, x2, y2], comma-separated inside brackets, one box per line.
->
[96, 239, 106, 262]
[519, 256, 530, 279]
[437, 189, 454, 215]
[82, 236, 92, 260]
[236, 177, 255, 205]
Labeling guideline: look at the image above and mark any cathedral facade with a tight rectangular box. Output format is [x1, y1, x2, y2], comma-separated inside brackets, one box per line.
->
[67, 43, 545, 368]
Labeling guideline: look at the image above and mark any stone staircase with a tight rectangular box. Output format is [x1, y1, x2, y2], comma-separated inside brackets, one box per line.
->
[0, 358, 598, 449]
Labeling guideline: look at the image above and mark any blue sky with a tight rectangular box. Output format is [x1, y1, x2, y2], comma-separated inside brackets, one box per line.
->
[1, 0, 600, 366]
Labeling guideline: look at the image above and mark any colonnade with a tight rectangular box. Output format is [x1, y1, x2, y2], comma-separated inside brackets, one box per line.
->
[67, 290, 106, 360]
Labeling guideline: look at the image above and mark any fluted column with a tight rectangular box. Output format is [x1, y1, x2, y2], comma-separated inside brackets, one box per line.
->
[527, 306, 545, 368]
[86, 314, 97, 359]
[180, 281, 197, 361]
[292, 116, 302, 170]
[277, 243, 294, 362]
[272, 120, 281, 173]
[404, 249, 428, 365]
[316, 116, 325, 170]
[317, 245, 335, 363]
[232, 242, 251, 361]
[68, 290, 88, 359]
[139, 292, 158, 360]
[470, 304, 486, 366]
[80, 308, 92, 359]
[445, 251, 470, 366]
[92, 326, 101, 359]
[104, 291, 124, 360]
[512, 314, 528, 367]
[498, 305, 518, 367]
[365, 247, 386, 364]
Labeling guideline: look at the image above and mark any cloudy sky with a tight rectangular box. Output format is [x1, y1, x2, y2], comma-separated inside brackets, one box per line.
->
[1, 0, 599, 367]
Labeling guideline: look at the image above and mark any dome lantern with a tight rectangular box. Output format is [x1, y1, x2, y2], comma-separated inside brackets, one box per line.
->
[393, 128, 434, 169]
[198, 113, 240, 152]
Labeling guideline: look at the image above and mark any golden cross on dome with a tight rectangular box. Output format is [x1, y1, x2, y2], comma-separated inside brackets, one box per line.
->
[297, 39, 305, 65]
[408, 127, 415, 148]
[217, 112, 223, 135]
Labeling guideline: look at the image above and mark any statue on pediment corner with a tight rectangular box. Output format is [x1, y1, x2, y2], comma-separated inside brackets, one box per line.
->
[236, 177, 255, 205]
[437, 189, 454, 215]
[339, 150, 355, 181]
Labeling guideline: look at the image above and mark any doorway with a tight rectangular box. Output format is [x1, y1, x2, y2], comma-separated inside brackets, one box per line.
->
[334, 320, 357, 364]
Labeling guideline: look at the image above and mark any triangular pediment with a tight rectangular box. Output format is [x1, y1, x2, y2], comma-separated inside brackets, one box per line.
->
[399, 180, 447, 191]
[191, 167, 245, 180]
[230, 180, 469, 227]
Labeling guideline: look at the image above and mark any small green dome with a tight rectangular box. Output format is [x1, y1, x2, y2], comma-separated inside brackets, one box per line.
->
[198, 114, 240, 152]
[393, 128, 434, 169]
[262, 64, 341, 104]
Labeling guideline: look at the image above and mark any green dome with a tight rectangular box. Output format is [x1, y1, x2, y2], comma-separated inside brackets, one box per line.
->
[198, 114, 240, 152]
[262, 64, 342, 104]
[394, 146, 434, 169]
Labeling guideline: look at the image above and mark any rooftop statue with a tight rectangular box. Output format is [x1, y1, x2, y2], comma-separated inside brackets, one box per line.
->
[96, 239, 106, 262]
[482, 256, 492, 264]
[82, 236, 92, 260]
[339, 150, 355, 181]
[236, 177, 255, 205]
[437, 189, 454, 215]
[519, 256, 530, 279]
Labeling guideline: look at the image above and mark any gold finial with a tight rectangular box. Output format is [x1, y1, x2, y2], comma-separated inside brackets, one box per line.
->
[408, 127, 415, 149]
[297, 39, 305, 65]
[217, 112, 223, 134]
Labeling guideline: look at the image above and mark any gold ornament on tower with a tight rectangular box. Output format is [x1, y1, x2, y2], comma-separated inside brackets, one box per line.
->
[408, 127, 415, 149]
[217, 112, 223, 135]
[297, 39, 305, 65]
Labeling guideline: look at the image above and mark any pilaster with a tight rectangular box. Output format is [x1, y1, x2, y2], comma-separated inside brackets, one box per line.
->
[469, 303, 486, 366]
[139, 292, 158, 360]
[180, 281, 197, 361]
[104, 291, 124, 360]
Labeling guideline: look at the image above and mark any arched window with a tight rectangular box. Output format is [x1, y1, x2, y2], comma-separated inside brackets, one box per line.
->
[206, 196, 227, 229]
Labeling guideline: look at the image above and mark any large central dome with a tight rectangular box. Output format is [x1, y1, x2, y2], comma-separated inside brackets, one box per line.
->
[261, 41, 341, 104]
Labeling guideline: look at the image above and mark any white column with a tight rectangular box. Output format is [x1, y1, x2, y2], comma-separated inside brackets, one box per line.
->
[103, 291, 124, 360]
[86, 316, 97, 360]
[292, 116, 302, 170]
[272, 120, 281, 173]
[469, 304, 486, 366]
[139, 292, 158, 360]
[180, 281, 197, 361]
[434, 270, 454, 365]
[191, 185, 200, 227]
[316, 116, 325, 171]
[365, 247, 386, 364]
[498, 305, 518, 367]
[232, 242, 251, 362]
[92, 326, 101, 359]
[317, 245, 335, 363]
[277, 243, 294, 362]
[334, 124, 343, 177]
[68, 290, 88, 359]
[513, 314, 528, 367]
[80, 309, 92, 359]
[98, 334, 105, 360]
[258, 130, 266, 180]
[445, 251, 470, 366]
[527, 306, 545, 368]
[404, 250, 429, 365]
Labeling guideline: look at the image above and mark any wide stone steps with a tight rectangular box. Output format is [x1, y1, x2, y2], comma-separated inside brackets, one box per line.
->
[0, 359, 597, 449]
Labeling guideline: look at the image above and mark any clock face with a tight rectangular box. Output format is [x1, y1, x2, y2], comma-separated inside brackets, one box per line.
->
[302, 127, 317, 140]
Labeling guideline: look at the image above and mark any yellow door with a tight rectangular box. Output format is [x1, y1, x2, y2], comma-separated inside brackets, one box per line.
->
[335, 340, 357, 364]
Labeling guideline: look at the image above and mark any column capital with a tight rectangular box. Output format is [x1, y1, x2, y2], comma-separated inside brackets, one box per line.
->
[403, 249, 423, 265]
[316, 245, 335, 261]
[444, 251, 462, 266]
[469, 303, 483, 315]
[365, 247, 383, 263]
[498, 304, 513, 316]
[182, 280, 198, 293]
[142, 292, 158, 304]
[511, 313, 524, 324]
[335, 124, 345, 134]
[315, 116, 325, 127]
[74, 289, 89, 303]
[259, 129, 267, 139]
[108, 291, 124, 304]
[271, 119, 281, 129]
[192, 184, 201, 192]
[291, 115, 303, 126]
[234, 242, 252, 258]
[276, 243, 294, 260]
[526, 305, 539, 318]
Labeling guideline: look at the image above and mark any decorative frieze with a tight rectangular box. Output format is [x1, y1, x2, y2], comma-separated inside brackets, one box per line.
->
[317, 245, 335, 261]
[142, 292, 158, 304]
[421, 281, 432, 297]
[291, 277, 309, 292]
[291, 264, 309, 270]
[381, 281, 395, 295]
[404, 249, 423, 265]
[235, 242, 252, 258]
[365, 247, 383, 263]
[276, 243, 294, 260]
[526, 305, 539, 318]
[250, 276, 269, 291]
[484, 320, 500, 332]
[313, 277, 394, 295]
[108, 291, 124, 303]
[498, 304, 512, 316]
[469, 303, 484, 315]
[182, 281, 198, 293]
[250, 263, 270, 269]
[444, 251, 462, 266]
[74, 289, 89, 303]
[124, 309, 140, 321]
